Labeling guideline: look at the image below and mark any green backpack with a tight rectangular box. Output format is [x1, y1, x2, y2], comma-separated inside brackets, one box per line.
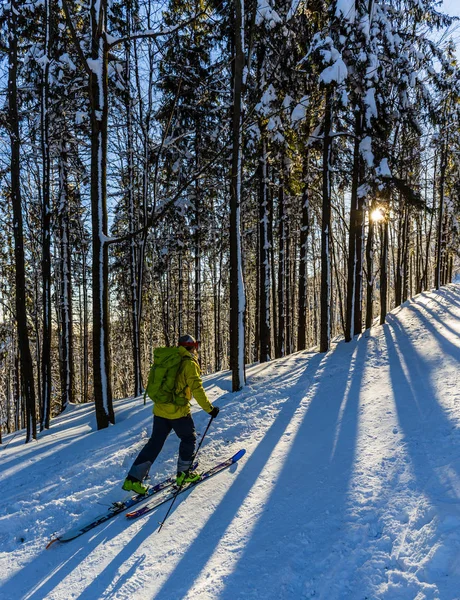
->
[144, 347, 188, 406]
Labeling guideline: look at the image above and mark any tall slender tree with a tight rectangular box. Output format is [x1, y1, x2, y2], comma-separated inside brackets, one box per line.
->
[7, 0, 37, 442]
[230, 0, 246, 389]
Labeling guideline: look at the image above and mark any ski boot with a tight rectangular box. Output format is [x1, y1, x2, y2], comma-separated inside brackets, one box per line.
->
[122, 476, 148, 495]
[176, 470, 201, 486]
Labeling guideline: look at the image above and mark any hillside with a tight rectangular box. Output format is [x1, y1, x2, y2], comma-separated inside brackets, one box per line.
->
[1, 284, 460, 600]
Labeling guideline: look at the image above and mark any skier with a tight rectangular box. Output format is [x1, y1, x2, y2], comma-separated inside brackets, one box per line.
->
[122, 334, 220, 495]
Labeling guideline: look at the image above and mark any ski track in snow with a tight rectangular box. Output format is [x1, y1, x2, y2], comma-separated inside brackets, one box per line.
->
[1, 284, 460, 600]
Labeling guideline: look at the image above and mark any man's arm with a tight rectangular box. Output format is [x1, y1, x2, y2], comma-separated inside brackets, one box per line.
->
[184, 360, 214, 413]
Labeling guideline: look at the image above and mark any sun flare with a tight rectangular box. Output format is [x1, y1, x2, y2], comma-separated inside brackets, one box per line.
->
[370, 208, 386, 223]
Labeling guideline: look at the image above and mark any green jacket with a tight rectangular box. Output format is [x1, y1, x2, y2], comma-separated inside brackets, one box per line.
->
[152, 346, 213, 419]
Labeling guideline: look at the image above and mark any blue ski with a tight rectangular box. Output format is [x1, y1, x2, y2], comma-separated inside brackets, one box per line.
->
[126, 449, 246, 520]
[46, 463, 197, 548]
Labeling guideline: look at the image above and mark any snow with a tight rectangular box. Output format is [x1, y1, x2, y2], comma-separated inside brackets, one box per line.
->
[377, 158, 392, 178]
[1, 284, 460, 599]
[105, 33, 121, 47]
[319, 53, 348, 85]
[75, 111, 87, 125]
[291, 96, 309, 124]
[86, 58, 102, 77]
[287, 0, 301, 20]
[335, 0, 356, 23]
[360, 135, 374, 168]
[364, 87, 378, 125]
[58, 53, 76, 72]
[255, 83, 277, 116]
[256, 0, 282, 28]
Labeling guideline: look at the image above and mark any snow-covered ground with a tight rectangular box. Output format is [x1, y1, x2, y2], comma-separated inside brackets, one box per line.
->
[1, 284, 460, 600]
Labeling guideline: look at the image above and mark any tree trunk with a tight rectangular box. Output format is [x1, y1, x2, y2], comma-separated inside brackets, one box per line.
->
[435, 141, 447, 290]
[229, 0, 246, 391]
[82, 240, 89, 403]
[312, 224, 318, 346]
[194, 175, 202, 344]
[124, 13, 142, 397]
[269, 176, 277, 354]
[379, 219, 389, 325]
[8, 0, 37, 442]
[365, 210, 374, 330]
[285, 213, 292, 355]
[395, 200, 408, 307]
[440, 212, 449, 286]
[297, 152, 310, 351]
[89, 0, 114, 427]
[277, 175, 285, 358]
[133, 22, 155, 385]
[402, 208, 410, 303]
[345, 108, 364, 341]
[58, 141, 74, 410]
[258, 133, 271, 363]
[40, 0, 52, 430]
[320, 88, 333, 353]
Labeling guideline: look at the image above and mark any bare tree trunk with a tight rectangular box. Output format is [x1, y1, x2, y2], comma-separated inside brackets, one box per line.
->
[447, 253, 453, 284]
[8, 0, 37, 442]
[40, 0, 52, 430]
[320, 88, 333, 353]
[395, 200, 409, 307]
[297, 152, 310, 351]
[330, 225, 345, 335]
[277, 175, 285, 358]
[178, 251, 184, 336]
[435, 140, 447, 290]
[89, 0, 114, 426]
[214, 227, 224, 371]
[312, 224, 318, 346]
[82, 241, 89, 403]
[133, 14, 155, 384]
[423, 157, 436, 291]
[258, 133, 271, 363]
[194, 171, 202, 344]
[124, 8, 142, 397]
[285, 212, 292, 355]
[345, 108, 364, 341]
[402, 208, 410, 303]
[365, 210, 375, 330]
[269, 178, 277, 355]
[379, 219, 389, 325]
[58, 141, 74, 410]
[229, 0, 246, 391]
[440, 212, 449, 286]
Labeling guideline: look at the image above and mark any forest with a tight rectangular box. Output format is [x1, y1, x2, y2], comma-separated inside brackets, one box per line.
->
[0, 0, 459, 442]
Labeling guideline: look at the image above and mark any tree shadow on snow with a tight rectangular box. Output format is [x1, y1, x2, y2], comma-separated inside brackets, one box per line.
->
[0, 398, 147, 494]
[407, 297, 460, 349]
[216, 338, 368, 599]
[153, 339, 364, 599]
[0, 493, 185, 600]
[440, 286, 460, 312]
[0, 421, 212, 600]
[384, 309, 460, 506]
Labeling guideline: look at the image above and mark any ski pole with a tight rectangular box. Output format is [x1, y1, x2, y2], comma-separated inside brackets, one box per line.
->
[158, 414, 214, 532]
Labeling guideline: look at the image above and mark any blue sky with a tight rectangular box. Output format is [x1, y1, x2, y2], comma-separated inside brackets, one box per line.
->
[441, 0, 460, 56]
[442, 0, 460, 16]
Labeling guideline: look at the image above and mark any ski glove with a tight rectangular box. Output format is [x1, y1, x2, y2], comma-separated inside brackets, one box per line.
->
[209, 406, 220, 419]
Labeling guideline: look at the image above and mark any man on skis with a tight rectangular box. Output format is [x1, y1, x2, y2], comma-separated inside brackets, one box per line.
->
[122, 334, 220, 494]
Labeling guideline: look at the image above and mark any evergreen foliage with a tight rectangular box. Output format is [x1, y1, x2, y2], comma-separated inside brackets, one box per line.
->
[0, 0, 459, 438]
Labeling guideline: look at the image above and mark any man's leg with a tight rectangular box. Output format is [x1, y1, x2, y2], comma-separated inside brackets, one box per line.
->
[127, 416, 172, 482]
[172, 415, 197, 473]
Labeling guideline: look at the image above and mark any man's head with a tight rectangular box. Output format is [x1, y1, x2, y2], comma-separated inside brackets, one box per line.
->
[178, 334, 199, 352]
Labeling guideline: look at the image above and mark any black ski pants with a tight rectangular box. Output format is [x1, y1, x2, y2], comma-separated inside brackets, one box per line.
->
[128, 414, 197, 482]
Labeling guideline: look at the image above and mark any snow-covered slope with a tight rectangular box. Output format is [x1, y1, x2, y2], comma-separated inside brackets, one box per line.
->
[1, 285, 460, 600]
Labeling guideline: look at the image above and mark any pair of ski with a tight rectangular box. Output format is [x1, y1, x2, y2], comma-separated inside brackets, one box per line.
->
[46, 449, 245, 548]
